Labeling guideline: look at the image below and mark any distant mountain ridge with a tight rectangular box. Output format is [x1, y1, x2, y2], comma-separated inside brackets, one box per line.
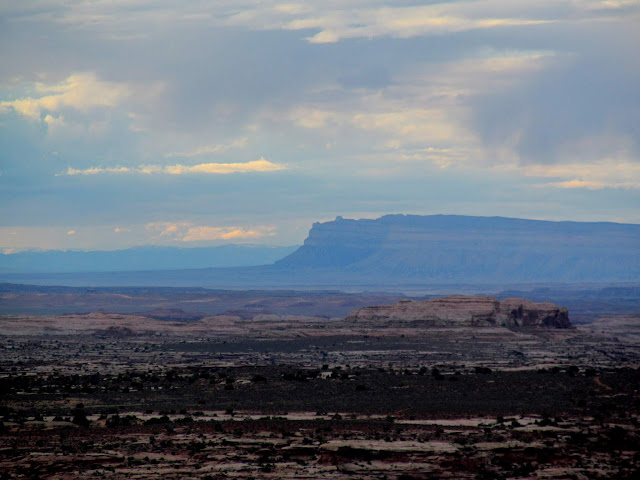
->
[1, 214, 638, 286]
[276, 214, 640, 283]
[0, 244, 298, 273]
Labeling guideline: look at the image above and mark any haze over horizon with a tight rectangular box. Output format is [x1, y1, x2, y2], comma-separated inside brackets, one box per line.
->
[2, 1, 639, 253]
[2, 215, 638, 286]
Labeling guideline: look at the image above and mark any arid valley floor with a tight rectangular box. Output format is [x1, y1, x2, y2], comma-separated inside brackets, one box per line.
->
[1, 285, 640, 479]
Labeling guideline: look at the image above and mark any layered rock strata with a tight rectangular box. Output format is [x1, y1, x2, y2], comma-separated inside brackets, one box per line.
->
[346, 295, 571, 328]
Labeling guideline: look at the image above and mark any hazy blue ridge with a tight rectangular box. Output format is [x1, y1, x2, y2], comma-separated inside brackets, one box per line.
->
[274, 214, 640, 283]
[0, 245, 299, 273]
[1, 215, 638, 287]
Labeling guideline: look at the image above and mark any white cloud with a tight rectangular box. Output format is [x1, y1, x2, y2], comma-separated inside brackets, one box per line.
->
[7, 1, 636, 43]
[235, 1, 633, 43]
[519, 134, 640, 189]
[493, 156, 640, 190]
[57, 166, 132, 176]
[289, 108, 337, 129]
[182, 226, 269, 242]
[283, 6, 555, 44]
[585, 0, 640, 10]
[283, 51, 554, 164]
[164, 137, 248, 157]
[57, 158, 285, 176]
[146, 222, 275, 242]
[162, 158, 285, 174]
[281, 47, 640, 190]
[43, 114, 65, 126]
[0, 73, 130, 120]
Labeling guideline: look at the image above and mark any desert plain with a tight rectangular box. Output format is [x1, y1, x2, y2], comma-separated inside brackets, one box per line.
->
[1, 285, 639, 479]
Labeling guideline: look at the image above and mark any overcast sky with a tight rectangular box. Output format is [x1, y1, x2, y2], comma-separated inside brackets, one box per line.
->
[1, 0, 639, 251]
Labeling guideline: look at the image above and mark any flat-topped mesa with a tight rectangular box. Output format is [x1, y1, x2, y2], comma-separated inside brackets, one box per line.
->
[345, 295, 571, 328]
[275, 215, 640, 283]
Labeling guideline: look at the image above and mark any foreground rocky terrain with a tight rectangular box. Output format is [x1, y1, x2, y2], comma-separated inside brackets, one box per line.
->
[1, 292, 639, 478]
[2, 367, 639, 479]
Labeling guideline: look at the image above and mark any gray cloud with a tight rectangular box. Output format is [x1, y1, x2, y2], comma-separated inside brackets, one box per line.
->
[1, 1, 638, 249]
[469, 22, 640, 166]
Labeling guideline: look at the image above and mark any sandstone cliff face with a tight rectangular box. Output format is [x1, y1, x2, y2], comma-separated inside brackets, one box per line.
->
[345, 295, 571, 328]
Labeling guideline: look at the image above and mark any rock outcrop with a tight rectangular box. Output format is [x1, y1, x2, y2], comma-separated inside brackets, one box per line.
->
[346, 295, 571, 328]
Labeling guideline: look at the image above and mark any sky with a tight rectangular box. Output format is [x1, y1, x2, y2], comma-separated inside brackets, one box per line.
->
[1, 0, 639, 252]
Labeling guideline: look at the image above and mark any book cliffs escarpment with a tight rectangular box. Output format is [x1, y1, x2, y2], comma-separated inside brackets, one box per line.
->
[3, 214, 639, 288]
[276, 214, 640, 283]
[346, 296, 572, 329]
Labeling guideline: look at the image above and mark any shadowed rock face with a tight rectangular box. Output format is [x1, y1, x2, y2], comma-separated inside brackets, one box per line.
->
[276, 214, 640, 283]
[500, 298, 570, 328]
[346, 296, 571, 328]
